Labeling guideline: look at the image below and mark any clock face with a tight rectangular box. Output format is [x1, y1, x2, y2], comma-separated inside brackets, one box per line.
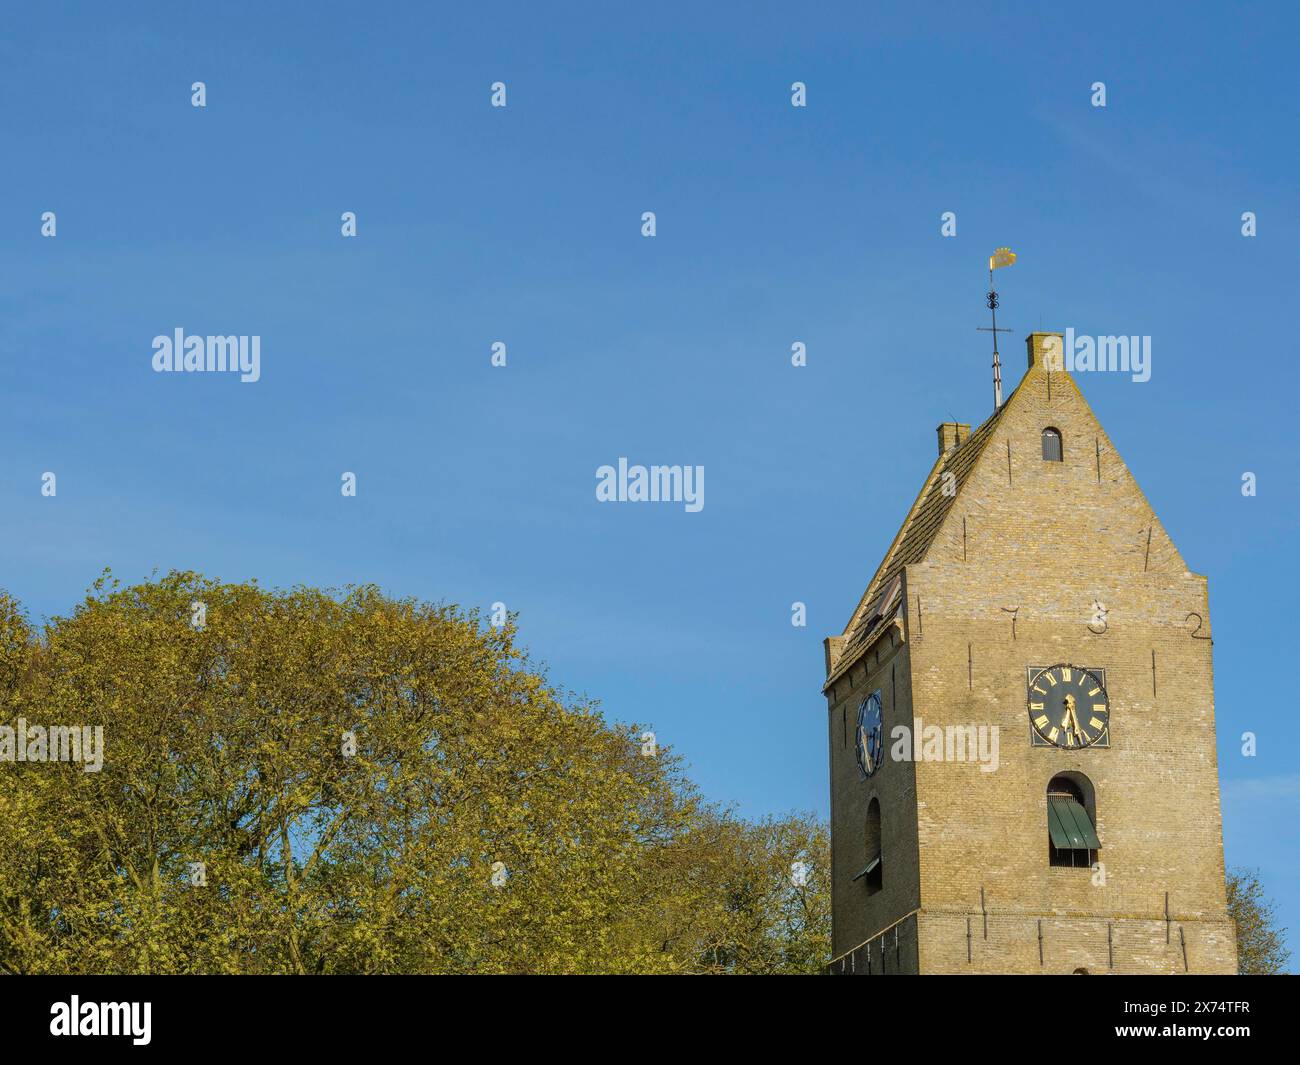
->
[1027, 665, 1110, 749]
[855, 690, 885, 778]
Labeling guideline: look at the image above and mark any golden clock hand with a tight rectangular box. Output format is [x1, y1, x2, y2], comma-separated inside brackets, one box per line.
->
[1060, 694, 1073, 733]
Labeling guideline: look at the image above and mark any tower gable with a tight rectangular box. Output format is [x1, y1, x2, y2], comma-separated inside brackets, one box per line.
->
[916, 335, 1188, 585]
[835, 333, 1189, 683]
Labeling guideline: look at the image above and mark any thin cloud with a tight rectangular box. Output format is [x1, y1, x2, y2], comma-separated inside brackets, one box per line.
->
[1221, 775, 1300, 800]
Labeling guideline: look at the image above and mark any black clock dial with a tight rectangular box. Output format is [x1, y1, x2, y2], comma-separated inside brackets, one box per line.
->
[855, 690, 884, 778]
[1027, 665, 1109, 749]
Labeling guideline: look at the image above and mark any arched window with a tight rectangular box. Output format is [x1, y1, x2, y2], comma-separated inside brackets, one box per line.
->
[853, 797, 883, 895]
[1047, 773, 1100, 868]
[1042, 427, 1063, 462]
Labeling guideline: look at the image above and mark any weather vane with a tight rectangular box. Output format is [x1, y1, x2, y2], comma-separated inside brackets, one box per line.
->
[978, 247, 1016, 410]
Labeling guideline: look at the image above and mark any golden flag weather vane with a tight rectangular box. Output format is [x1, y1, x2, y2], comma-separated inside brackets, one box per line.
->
[978, 247, 1017, 411]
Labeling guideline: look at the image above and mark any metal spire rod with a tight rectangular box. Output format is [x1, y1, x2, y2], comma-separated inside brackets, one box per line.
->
[977, 263, 1012, 412]
[989, 266, 1002, 409]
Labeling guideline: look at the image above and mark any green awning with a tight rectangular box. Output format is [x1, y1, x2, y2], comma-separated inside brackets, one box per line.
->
[1048, 795, 1101, 850]
[851, 853, 882, 881]
[1047, 799, 1073, 848]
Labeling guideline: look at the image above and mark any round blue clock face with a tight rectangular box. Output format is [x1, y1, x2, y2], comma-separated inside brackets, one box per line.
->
[855, 690, 884, 779]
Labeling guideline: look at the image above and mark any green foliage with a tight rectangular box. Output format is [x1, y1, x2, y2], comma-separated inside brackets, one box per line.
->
[0, 572, 828, 974]
[672, 811, 830, 974]
[1227, 867, 1291, 975]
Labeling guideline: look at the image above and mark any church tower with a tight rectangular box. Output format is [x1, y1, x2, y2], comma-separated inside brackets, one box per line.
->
[824, 333, 1237, 974]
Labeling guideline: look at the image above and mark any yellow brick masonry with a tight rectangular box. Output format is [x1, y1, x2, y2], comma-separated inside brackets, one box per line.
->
[823, 333, 1237, 974]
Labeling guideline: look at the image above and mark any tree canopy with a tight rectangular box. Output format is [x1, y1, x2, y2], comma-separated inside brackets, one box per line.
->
[1227, 867, 1292, 975]
[0, 572, 827, 974]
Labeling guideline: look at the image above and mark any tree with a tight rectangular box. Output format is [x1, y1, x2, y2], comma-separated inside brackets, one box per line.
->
[1226, 867, 1291, 975]
[675, 810, 830, 974]
[0, 572, 830, 974]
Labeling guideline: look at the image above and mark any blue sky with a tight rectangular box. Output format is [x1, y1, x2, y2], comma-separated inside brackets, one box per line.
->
[1, 2, 1296, 959]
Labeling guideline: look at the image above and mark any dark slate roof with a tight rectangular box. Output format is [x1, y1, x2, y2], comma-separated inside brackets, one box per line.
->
[842, 388, 1017, 654]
